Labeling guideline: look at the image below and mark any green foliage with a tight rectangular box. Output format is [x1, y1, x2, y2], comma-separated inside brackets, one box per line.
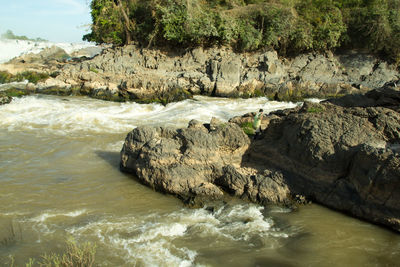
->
[1, 30, 48, 42]
[40, 239, 97, 267]
[307, 106, 324, 113]
[84, 0, 400, 64]
[0, 71, 49, 84]
[9, 238, 97, 267]
[0, 71, 13, 84]
[4, 88, 30, 97]
[89, 67, 99, 73]
[83, 0, 125, 44]
[241, 121, 255, 136]
[294, 0, 347, 51]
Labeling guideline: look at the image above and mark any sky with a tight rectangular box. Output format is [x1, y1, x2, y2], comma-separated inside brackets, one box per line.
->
[0, 0, 92, 43]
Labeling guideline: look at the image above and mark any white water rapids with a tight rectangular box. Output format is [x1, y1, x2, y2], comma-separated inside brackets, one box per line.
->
[0, 95, 399, 266]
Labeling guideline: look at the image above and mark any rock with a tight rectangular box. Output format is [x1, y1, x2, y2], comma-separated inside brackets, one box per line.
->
[120, 84, 400, 231]
[45, 45, 400, 101]
[2, 43, 399, 103]
[246, 86, 400, 231]
[120, 119, 294, 206]
[8, 45, 69, 65]
[326, 85, 400, 110]
[215, 55, 242, 96]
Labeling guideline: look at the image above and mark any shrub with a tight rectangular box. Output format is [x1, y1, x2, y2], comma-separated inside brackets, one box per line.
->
[9, 238, 97, 267]
[241, 121, 255, 136]
[0, 71, 49, 84]
[83, 0, 400, 65]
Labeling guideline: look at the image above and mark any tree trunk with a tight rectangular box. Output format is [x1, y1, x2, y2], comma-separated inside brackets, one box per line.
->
[116, 0, 133, 45]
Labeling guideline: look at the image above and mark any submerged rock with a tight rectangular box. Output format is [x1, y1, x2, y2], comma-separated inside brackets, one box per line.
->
[120, 85, 400, 231]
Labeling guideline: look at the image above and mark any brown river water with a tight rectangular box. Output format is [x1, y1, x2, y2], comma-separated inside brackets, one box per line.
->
[0, 95, 399, 266]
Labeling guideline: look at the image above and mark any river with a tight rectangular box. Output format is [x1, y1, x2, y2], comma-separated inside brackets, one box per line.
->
[0, 95, 399, 266]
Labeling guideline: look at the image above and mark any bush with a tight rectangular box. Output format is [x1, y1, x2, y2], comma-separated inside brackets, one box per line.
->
[83, 0, 400, 65]
[0, 71, 49, 84]
[241, 121, 255, 136]
[9, 238, 97, 267]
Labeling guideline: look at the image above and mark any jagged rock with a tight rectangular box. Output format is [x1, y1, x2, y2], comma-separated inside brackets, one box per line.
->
[121, 85, 400, 231]
[8, 45, 69, 65]
[39, 45, 400, 101]
[246, 86, 400, 231]
[2, 44, 399, 103]
[120, 118, 294, 206]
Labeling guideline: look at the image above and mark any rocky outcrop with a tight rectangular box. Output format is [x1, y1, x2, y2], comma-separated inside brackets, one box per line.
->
[246, 86, 400, 231]
[120, 118, 294, 206]
[120, 85, 400, 231]
[54, 46, 398, 102]
[3, 44, 398, 102]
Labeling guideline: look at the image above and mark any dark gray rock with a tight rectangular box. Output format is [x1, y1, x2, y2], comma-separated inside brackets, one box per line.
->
[27, 45, 398, 101]
[245, 86, 400, 231]
[120, 85, 400, 231]
[120, 118, 293, 206]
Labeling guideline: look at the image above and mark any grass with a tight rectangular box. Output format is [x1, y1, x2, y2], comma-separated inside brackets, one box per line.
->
[0, 71, 49, 84]
[3, 88, 30, 97]
[89, 67, 99, 74]
[241, 121, 255, 136]
[8, 238, 97, 267]
[307, 106, 324, 113]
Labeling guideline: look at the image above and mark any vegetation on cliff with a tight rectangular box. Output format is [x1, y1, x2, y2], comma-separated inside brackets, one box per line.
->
[1, 30, 48, 42]
[83, 0, 400, 64]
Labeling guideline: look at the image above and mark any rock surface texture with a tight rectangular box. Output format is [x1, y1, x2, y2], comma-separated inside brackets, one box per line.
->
[120, 85, 400, 231]
[120, 118, 293, 206]
[2, 45, 399, 102]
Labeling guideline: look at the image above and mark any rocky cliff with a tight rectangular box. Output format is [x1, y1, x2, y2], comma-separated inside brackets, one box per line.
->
[47, 46, 399, 101]
[120, 85, 400, 231]
[2, 45, 399, 103]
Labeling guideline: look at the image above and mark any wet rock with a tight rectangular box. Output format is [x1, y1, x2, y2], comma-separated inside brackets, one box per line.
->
[121, 85, 400, 231]
[2, 44, 399, 103]
[120, 118, 294, 206]
[247, 86, 400, 231]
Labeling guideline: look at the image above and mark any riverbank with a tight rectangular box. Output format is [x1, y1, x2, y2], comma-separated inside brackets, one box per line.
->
[1, 44, 399, 105]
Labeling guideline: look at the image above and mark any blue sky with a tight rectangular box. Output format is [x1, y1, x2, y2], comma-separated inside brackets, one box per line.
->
[0, 0, 92, 43]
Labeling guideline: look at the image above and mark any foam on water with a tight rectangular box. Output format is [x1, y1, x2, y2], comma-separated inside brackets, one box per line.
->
[0, 39, 95, 63]
[30, 209, 88, 223]
[0, 95, 299, 136]
[62, 204, 290, 266]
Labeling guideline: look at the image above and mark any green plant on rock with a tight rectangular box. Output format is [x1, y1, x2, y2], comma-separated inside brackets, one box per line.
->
[4, 88, 30, 97]
[307, 106, 324, 113]
[0, 71, 49, 84]
[241, 121, 255, 136]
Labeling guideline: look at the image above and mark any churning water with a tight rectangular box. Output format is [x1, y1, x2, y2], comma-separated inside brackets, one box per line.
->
[0, 95, 399, 266]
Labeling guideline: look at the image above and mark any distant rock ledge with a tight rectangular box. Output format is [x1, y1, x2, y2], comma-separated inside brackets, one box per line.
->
[120, 85, 400, 232]
[1, 44, 399, 104]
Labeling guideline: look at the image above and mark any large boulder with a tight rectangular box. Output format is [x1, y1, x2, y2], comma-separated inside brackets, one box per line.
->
[246, 86, 400, 231]
[120, 118, 294, 206]
[120, 85, 400, 231]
